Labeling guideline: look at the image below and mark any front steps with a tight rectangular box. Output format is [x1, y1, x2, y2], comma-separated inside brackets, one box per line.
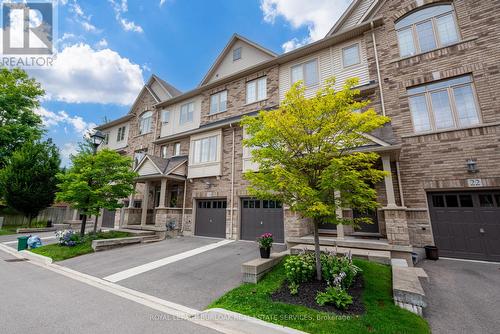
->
[290, 244, 391, 265]
[117, 228, 163, 244]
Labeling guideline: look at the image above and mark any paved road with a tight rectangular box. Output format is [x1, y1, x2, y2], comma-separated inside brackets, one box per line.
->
[421, 258, 500, 334]
[0, 250, 220, 334]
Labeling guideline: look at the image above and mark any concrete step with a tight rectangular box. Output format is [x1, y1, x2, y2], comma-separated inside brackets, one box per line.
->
[117, 228, 156, 237]
[290, 244, 391, 265]
[141, 238, 162, 244]
[287, 236, 412, 253]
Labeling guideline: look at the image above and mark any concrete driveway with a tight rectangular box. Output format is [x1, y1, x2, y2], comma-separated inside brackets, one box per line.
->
[61, 236, 285, 310]
[421, 258, 500, 334]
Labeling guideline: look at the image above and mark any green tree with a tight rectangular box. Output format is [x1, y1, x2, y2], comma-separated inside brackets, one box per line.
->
[0, 68, 45, 169]
[0, 140, 61, 226]
[242, 78, 390, 280]
[56, 149, 137, 236]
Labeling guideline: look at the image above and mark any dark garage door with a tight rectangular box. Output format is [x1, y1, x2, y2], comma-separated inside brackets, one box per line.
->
[241, 198, 284, 243]
[428, 191, 500, 261]
[195, 199, 227, 238]
[101, 209, 116, 228]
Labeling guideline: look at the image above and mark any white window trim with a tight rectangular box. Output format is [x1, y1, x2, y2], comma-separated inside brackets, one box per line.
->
[179, 102, 194, 125]
[246, 76, 267, 105]
[139, 111, 153, 135]
[189, 130, 222, 166]
[161, 110, 170, 124]
[209, 90, 228, 115]
[233, 47, 242, 61]
[173, 142, 181, 157]
[396, 5, 461, 58]
[341, 43, 361, 68]
[290, 58, 319, 87]
[407, 76, 481, 134]
[116, 126, 126, 142]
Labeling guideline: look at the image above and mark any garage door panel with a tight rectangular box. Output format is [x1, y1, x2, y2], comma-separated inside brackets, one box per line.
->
[241, 198, 284, 243]
[428, 191, 500, 261]
[195, 199, 227, 238]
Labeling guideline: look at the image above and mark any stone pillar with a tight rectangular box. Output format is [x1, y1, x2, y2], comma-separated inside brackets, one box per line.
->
[383, 208, 410, 246]
[141, 181, 150, 226]
[158, 178, 167, 208]
[335, 191, 344, 239]
[382, 154, 397, 209]
[72, 208, 79, 220]
[128, 182, 136, 208]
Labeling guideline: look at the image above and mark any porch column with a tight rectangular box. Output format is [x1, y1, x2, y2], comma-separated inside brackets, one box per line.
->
[381, 154, 397, 209]
[128, 182, 136, 208]
[335, 191, 344, 239]
[141, 181, 150, 226]
[158, 178, 167, 208]
[72, 208, 79, 220]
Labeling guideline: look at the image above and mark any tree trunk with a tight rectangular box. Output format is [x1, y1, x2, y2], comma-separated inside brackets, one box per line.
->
[313, 219, 322, 281]
[28, 216, 33, 228]
[93, 214, 99, 234]
[80, 214, 87, 237]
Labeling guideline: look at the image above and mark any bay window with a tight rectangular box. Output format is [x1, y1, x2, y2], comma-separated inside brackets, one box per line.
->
[407, 75, 480, 133]
[396, 4, 459, 57]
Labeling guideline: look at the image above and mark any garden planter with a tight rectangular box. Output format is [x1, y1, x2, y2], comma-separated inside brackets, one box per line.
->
[260, 247, 271, 259]
[424, 245, 439, 260]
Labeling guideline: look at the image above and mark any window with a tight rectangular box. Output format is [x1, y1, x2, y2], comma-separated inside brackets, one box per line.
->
[246, 77, 267, 104]
[479, 194, 494, 208]
[173, 142, 181, 156]
[395, 4, 459, 57]
[161, 110, 170, 124]
[103, 133, 109, 145]
[160, 145, 168, 158]
[459, 195, 473, 207]
[133, 200, 142, 208]
[210, 90, 227, 114]
[233, 47, 242, 61]
[116, 126, 126, 142]
[180, 102, 194, 125]
[407, 75, 480, 133]
[432, 195, 445, 207]
[342, 44, 360, 67]
[291, 59, 319, 86]
[139, 111, 152, 134]
[134, 150, 147, 168]
[192, 135, 218, 164]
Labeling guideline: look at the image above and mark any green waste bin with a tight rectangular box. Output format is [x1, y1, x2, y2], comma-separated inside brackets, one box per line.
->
[17, 236, 29, 251]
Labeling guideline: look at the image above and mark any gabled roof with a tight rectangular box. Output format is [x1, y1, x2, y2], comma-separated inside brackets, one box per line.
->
[134, 154, 188, 177]
[199, 33, 278, 86]
[128, 75, 182, 115]
[151, 74, 182, 98]
[326, 0, 380, 36]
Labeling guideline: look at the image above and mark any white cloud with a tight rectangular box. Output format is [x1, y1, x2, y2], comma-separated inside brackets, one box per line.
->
[68, 1, 98, 32]
[260, 0, 352, 51]
[96, 38, 108, 48]
[35, 107, 97, 135]
[109, 0, 143, 33]
[30, 43, 144, 105]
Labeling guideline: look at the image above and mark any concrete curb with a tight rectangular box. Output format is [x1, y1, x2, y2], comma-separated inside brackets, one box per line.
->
[199, 308, 308, 334]
[19, 250, 53, 265]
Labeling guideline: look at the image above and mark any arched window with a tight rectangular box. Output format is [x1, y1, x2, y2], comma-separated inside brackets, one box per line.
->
[395, 4, 459, 57]
[139, 111, 152, 134]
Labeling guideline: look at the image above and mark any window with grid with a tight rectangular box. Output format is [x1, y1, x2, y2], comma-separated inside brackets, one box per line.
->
[395, 4, 460, 58]
[116, 126, 126, 142]
[139, 111, 152, 134]
[407, 75, 480, 133]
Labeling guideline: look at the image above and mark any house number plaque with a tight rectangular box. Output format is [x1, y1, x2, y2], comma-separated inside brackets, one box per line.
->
[467, 179, 483, 187]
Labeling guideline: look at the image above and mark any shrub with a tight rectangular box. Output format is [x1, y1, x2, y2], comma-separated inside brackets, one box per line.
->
[321, 251, 361, 289]
[284, 253, 315, 294]
[315, 286, 353, 309]
[55, 229, 81, 247]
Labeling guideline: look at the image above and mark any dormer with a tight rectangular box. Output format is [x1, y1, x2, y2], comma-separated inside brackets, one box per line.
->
[199, 34, 277, 86]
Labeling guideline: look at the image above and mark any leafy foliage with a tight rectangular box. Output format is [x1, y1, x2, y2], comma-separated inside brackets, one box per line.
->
[315, 286, 353, 309]
[284, 253, 315, 294]
[321, 252, 362, 289]
[0, 68, 44, 169]
[257, 232, 274, 248]
[0, 140, 60, 224]
[242, 77, 390, 279]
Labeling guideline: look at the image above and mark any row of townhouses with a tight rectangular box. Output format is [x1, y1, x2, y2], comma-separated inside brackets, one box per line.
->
[96, 0, 500, 262]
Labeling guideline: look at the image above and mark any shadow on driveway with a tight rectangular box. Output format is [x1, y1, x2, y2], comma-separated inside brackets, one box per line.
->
[421, 258, 500, 334]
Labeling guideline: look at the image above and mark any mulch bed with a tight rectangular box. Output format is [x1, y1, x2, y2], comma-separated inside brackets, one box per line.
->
[270, 275, 365, 315]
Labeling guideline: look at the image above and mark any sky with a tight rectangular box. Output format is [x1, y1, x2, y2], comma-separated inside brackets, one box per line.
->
[19, 0, 352, 165]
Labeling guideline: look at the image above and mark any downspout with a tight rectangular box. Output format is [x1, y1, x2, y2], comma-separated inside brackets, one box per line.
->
[370, 21, 386, 117]
[181, 179, 187, 232]
[396, 161, 405, 207]
[229, 123, 236, 239]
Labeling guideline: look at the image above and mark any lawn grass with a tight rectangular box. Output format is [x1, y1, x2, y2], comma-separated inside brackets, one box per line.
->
[30, 231, 131, 261]
[0, 221, 52, 235]
[208, 258, 430, 334]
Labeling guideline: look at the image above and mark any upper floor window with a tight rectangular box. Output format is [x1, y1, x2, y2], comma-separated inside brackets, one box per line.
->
[139, 111, 152, 134]
[116, 126, 126, 142]
[210, 90, 227, 114]
[161, 110, 170, 124]
[233, 47, 242, 61]
[342, 44, 360, 68]
[407, 75, 480, 133]
[180, 102, 194, 125]
[103, 133, 109, 145]
[291, 59, 319, 86]
[173, 142, 181, 156]
[192, 135, 218, 164]
[396, 4, 459, 57]
[246, 77, 267, 104]
[160, 145, 168, 159]
[134, 149, 147, 168]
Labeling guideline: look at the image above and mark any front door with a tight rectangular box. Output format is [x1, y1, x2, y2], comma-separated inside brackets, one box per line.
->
[195, 199, 227, 238]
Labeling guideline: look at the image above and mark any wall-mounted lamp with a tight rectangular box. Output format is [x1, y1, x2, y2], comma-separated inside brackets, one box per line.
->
[466, 159, 478, 173]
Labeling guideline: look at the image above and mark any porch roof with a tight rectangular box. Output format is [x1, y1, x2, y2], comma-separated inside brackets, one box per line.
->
[134, 154, 188, 181]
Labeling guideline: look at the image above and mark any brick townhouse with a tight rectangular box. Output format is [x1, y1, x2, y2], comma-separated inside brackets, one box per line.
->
[96, 0, 500, 262]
